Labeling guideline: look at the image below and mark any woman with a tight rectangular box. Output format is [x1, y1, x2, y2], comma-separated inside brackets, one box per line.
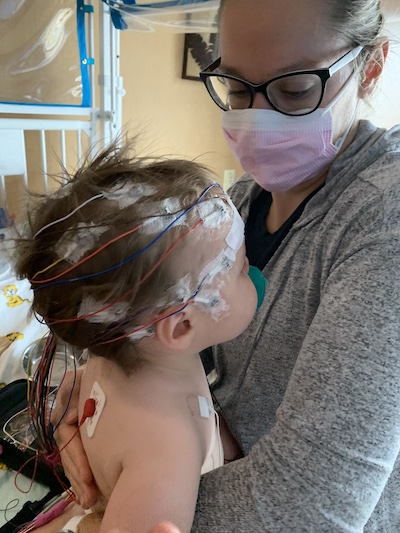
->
[54, 0, 400, 531]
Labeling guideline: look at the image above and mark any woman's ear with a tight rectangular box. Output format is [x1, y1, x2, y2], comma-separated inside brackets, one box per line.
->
[359, 41, 389, 98]
[155, 311, 195, 352]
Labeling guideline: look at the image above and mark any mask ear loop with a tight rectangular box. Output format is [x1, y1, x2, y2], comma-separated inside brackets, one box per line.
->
[321, 68, 362, 152]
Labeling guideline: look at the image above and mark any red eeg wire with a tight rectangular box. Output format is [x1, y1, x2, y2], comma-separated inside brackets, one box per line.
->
[97, 297, 196, 345]
[46, 220, 202, 324]
[31, 224, 142, 284]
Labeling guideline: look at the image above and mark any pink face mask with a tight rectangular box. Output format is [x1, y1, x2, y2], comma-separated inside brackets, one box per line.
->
[221, 85, 356, 193]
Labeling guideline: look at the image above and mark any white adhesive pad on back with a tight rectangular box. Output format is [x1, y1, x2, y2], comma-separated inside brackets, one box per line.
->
[85, 381, 106, 438]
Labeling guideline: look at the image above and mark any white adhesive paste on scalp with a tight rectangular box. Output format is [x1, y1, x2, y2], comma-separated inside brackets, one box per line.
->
[56, 222, 108, 264]
[127, 326, 155, 341]
[50, 181, 73, 199]
[160, 197, 182, 214]
[140, 213, 189, 235]
[78, 295, 130, 324]
[104, 182, 157, 209]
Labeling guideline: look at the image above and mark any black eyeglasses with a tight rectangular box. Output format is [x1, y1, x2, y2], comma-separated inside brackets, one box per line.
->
[200, 46, 363, 116]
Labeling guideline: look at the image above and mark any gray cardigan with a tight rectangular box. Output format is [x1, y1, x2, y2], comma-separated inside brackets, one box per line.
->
[193, 121, 400, 532]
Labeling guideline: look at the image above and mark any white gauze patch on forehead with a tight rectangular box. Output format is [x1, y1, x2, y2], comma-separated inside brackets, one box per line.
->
[56, 222, 108, 264]
[77, 295, 130, 324]
[196, 198, 231, 229]
[224, 198, 245, 261]
[141, 196, 231, 236]
[104, 182, 157, 209]
[194, 199, 244, 320]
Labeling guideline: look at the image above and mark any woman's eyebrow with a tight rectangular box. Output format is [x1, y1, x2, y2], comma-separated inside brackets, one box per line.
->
[218, 59, 326, 79]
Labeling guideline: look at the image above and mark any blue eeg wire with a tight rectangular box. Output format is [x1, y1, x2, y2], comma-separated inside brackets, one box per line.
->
[33, 183, 221, 291]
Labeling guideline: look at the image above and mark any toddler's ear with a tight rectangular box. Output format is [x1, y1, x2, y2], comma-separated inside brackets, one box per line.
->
[155, 311, 195, 352]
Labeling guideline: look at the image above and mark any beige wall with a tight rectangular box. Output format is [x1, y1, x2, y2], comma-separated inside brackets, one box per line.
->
[119, 30, 243, 186]
[366, 16, 400, 128]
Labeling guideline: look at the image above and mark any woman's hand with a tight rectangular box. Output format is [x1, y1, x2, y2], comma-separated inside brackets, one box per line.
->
[52, 366, 98, 508]
[108, 522, 182, 533]
[219, 413, 243, 464]
[148, 523, 182, 533]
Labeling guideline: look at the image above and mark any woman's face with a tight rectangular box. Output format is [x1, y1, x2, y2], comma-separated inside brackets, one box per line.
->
[219, 0, 361, 143]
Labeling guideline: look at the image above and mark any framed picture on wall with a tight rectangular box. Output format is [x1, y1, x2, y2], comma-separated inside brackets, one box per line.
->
[182, 33, 219, 81]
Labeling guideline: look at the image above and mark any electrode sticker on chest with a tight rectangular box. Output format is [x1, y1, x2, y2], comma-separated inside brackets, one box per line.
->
[85, 381, 106, 438]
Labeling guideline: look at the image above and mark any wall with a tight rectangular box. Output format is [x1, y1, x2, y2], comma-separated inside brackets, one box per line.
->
[366, 15, 400, 128]
[119, 30, 243, 186]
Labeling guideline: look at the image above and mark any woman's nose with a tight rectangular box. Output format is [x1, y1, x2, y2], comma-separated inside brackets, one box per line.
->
[252, 92, 273, 110]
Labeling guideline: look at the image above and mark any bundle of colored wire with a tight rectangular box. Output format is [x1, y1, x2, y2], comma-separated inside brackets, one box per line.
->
[16, 491, 75, 533]
[31, 183, 221, 291]
[27, 334, 69, 458]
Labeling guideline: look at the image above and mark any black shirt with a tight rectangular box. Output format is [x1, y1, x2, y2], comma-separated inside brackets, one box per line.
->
[201, 185, 323, 376]
[245, 187, 323, 270]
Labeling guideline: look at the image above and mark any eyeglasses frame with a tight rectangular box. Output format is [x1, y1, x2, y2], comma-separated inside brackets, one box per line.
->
[199, 45, 364, 116]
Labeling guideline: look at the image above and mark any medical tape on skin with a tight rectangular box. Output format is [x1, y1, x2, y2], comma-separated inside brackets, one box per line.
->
[104, 182, 157, 209]
[193, 201, 244, 318]
[196, 200, 243, 285]
[198, 249, 234, 283]
[140, 198, 231, 235]
[196, 198, 231, 229]
[224, 198, 245, 261]
[193, 247, 233, 319]
[55, 222, 109, 264]
[195, 287, 229, 320]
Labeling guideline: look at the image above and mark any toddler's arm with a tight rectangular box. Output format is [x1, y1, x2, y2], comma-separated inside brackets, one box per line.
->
[98, 414, 203, 533]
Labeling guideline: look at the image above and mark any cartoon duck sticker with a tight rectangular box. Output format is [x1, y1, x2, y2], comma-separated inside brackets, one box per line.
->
[5, 332, 24, 342]
[2, 284, 30, 308]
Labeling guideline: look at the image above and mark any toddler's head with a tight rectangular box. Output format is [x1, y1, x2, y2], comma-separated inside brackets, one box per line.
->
[16, 142, 258, 372]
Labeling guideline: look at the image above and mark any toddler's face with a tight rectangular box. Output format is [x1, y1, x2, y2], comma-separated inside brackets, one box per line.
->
[190, 200, 258, 344]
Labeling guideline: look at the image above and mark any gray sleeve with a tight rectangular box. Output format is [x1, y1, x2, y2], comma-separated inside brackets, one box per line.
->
[192, 227, 400, 532]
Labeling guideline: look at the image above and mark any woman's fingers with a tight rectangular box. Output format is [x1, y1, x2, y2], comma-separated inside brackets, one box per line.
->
[108, 522, 182, 533]
[51, 367, 98, 508]
[60, 428, 98, 508]
[148, 523, 182, 533]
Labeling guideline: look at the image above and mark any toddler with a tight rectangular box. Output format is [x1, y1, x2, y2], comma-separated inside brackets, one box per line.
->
[15, 143, 267, 533]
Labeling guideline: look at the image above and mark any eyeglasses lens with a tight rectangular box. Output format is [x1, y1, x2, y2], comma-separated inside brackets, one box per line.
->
[207, 73, 324, 115]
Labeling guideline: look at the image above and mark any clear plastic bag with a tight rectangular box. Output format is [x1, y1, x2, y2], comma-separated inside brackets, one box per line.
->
[0, 0, 90, 106]
[102, 0, 219, 33]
